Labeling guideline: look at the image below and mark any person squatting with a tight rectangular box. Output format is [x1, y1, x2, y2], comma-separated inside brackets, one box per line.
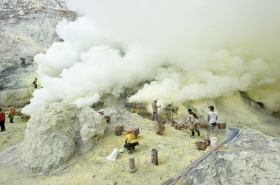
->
[124, 130, 139, 154]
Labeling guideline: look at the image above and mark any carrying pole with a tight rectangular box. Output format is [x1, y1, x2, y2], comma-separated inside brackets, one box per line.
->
[162, 136, 229, 185]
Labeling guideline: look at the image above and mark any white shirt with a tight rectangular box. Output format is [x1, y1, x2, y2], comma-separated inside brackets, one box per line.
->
[186, 114, 197, 123]
[208, 111, 218, 124]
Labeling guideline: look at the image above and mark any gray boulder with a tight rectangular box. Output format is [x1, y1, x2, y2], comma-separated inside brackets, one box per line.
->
[16, 102, 107, 174]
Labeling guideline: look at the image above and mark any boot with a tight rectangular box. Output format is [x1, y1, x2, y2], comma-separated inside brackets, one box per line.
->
[196, 131, 200, 136]
[10, 119, 12, 123]
[190, 131, 195, 138]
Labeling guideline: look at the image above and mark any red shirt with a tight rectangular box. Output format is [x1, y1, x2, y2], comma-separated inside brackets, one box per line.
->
[0, 111, 5, 121]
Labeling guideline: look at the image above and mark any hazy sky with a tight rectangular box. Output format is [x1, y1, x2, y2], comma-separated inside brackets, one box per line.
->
[22, 0, 280, 115]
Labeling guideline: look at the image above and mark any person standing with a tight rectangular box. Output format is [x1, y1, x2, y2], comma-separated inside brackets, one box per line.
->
[152, 99, 161, 121]
[33, 78, 38, 89]
[8, 105, 16, 123]
[206, 105, 218, 138]
[124, 130, 139, 154]
[185, 109, 200, 138]
[20, 57, 26, 67]
[0, 109, 5, 132]
[165, 104, 174, 122]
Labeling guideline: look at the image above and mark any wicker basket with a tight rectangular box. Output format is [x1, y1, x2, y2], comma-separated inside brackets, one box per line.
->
[131, 128, 140, 137]
[104, 116, 110, 123]
[154, 120, 165, 135]
[203, 138, 211, 146]
[183, 124, 188, 129]
[199, 122, 208, 129]
[175, 124, 181, 130]
[217, 123, 226, 129]
[188, 124, 195, 130]
[195, 141, 207, 150]
[115, 125, 124, 136]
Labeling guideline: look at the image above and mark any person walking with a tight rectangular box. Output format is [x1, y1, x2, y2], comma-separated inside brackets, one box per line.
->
[151, 99, 161, 121]
[185, 109, 200, 138]
[33, 78, 38, 89]
[0, 109, 5, 132]
[8, 105, 16, 123]
[206, 105, 218, 138]
[124, 130, 139, 154]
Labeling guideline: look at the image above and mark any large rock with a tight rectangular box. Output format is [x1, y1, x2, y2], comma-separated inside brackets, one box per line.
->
[16, 103, 107, 174]
[78, 107, 108, 153]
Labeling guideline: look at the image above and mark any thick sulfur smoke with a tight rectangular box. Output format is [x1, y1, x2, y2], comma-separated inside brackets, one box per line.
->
[22, 0, 280, 115]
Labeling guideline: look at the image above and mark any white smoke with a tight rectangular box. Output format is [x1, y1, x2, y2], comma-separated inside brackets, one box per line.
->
[22, 0, 280, 115]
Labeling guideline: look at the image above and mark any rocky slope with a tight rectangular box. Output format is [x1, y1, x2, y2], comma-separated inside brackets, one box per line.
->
[0, 0, 77, 109]
[182, 128, 280, 185]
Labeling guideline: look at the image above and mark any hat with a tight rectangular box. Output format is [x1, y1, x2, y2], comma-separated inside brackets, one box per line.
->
[126, 130, 131, 134]
[208, 105, 214, 109]
[154, 99, 157, 102]
[188, 109, 192, 112]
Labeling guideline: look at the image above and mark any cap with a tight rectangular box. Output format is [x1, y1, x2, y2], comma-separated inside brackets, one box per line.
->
[126, 130, 131, 134]
[208, 105, 214, 109]
[154, 99, 157, 102]
[188, 109, 192, 112]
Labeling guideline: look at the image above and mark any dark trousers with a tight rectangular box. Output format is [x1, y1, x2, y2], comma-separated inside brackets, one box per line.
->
[124, 142, 138, 151]
[0, 120, 5, 131]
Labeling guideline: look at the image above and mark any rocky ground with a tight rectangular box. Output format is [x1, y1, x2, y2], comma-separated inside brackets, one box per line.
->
[0, 111, 227, 185]
[0, 104, 280, 185]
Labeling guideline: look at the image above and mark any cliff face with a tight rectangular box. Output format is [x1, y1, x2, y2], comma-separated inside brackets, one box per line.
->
[0, 0, 77, 110]
[0, 0, 75, 45]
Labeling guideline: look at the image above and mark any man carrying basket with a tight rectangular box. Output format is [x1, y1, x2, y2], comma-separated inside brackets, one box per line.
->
[185, 109, 200, 138]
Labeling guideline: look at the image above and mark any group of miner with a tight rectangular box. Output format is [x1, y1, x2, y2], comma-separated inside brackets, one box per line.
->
[123, 99, 218, 154]
[151, 99, 218, 138]
[0, 105, 16, 132]
[0, 69, 39, 132]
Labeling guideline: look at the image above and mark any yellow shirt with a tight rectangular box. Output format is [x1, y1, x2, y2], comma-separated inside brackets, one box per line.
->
[125, 133, 138, 144]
